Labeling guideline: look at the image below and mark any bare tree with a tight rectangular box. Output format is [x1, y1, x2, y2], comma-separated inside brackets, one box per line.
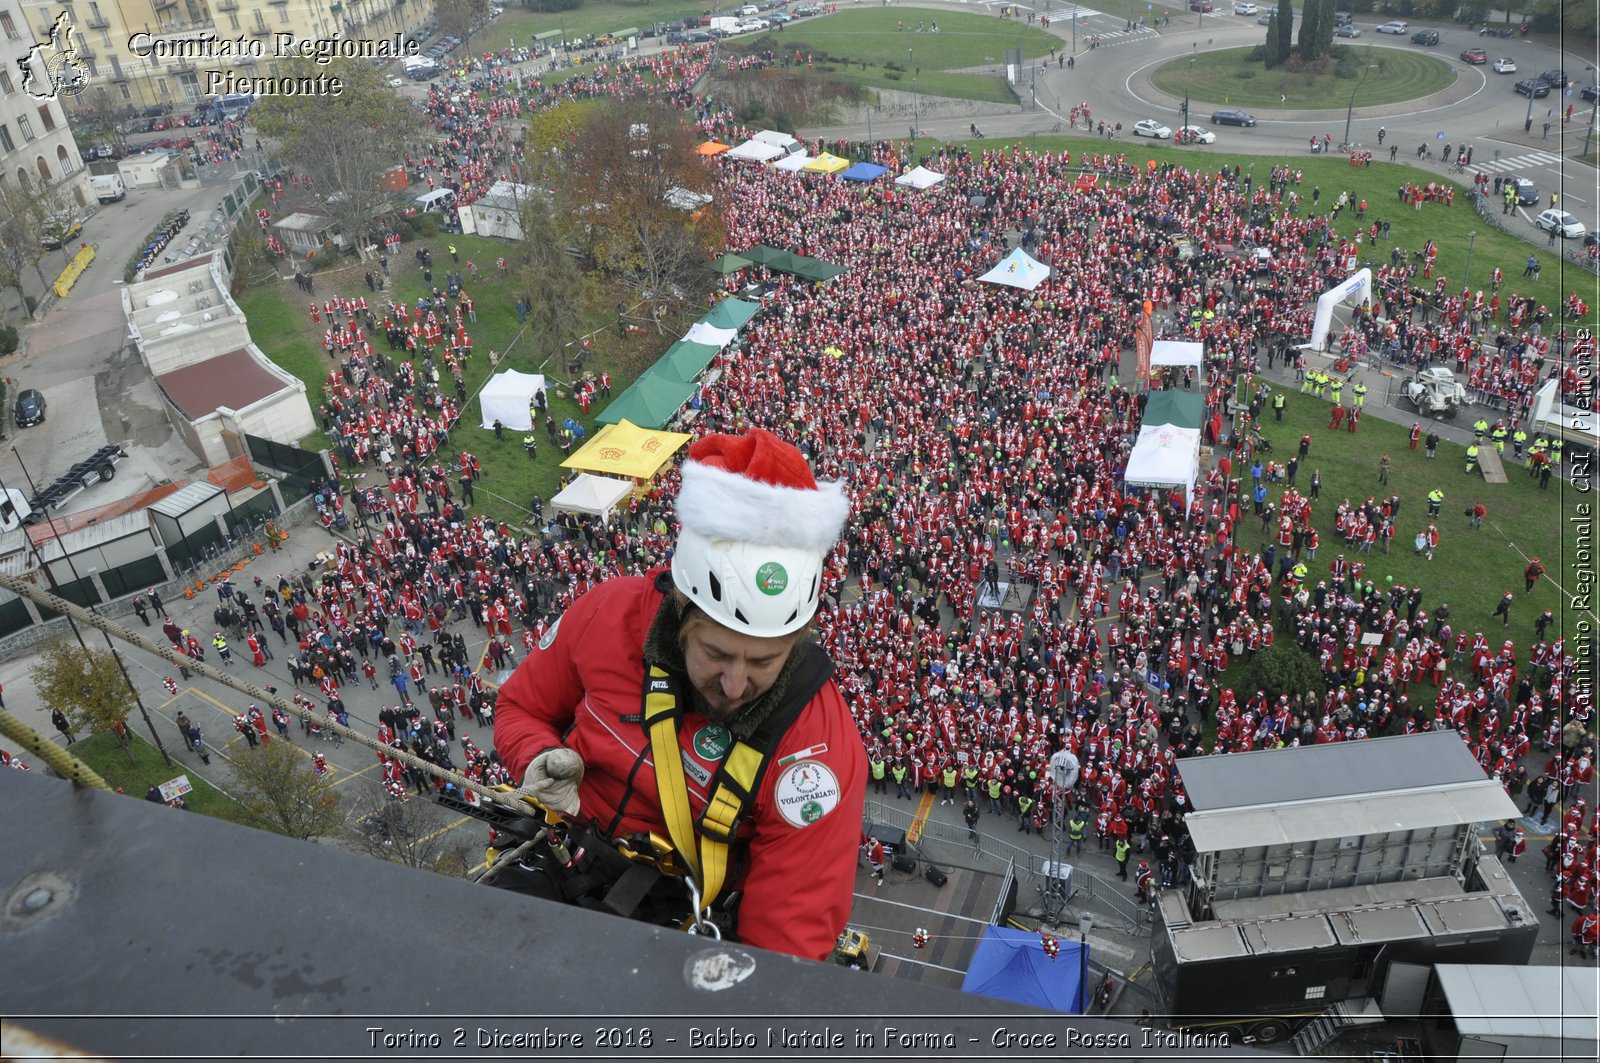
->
[346, 789, 474, 875]
[0, 174, 78, 319]
[435, 0, 491, 45]
[226, 739, 346, 840]
[251, 57, 414, 262]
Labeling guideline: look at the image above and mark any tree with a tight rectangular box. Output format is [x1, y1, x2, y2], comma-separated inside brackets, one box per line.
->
[30, 640, 135, 762]
[1236, 640, 1327, 704]
[557, 100, 724, 303]
[251, 58, 415, 262]
[1263, 12, 1282, 68]
[226, 739, 346, 840]
[0, 173, 81, 319]
[436, 0, 491, 44]
[1275, 0, 1294, 65]
[513, 189, 591, 364]
[346, 790, 472, 874]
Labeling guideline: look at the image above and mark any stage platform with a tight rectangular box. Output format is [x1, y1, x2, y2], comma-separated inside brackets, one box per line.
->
[848, 857, 1016, 991]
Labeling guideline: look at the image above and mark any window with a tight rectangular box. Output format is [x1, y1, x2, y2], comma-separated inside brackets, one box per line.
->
[17, 116, 33, 141]
[156, 77, 169, 97]
[99, 28, 110, 47]
[0, 12, 18, 39]
[119, 83, 131, 100]
[227, 11, 238, 29]
[37, 105, 54, 132]
[0, 125, 13, 152]
[278, 6, 289, 23]
[0, 71, 10, 93]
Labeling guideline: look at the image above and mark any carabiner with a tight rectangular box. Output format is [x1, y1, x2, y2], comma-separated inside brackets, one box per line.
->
[684, 876, 721, 939]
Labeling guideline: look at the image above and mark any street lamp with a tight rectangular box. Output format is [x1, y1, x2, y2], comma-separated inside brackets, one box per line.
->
[1342, 48, 1375, 151]
[1182, 43, 1195, 130]
[1464, 230, 1477, 290]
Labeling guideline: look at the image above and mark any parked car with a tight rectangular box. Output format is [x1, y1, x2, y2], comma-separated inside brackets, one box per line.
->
[1582, 83, 1600, 101]
[1411, 29, 1439, 44]
[1459, 47, 1487, 63]
[1506, 177, 1539, 205]
[1177, 125, 1217, 143]
[39, 214, 81, 250]
[12, 389, 46, 428]
[1211, 107, 1257, 126]
[1232, 2, 1257, 13]
[1538, 69, 1567, 88]
[1256, 12, 1273, 23]
[665, 30, 689, 43]
[1335, 23, 1361, 37]
[1535, 209, 1585, 239]
[1133, 119, 1173, 139]
[1188, 0, 1213, 10]
[793, 4, 821, 14]
[1514, 78, 1551, 97]
[1375, 20, 1408, 33]
[1492, 58, 1518, 74]
[686, 29, 713, 41]
[769, 12, 791, 22]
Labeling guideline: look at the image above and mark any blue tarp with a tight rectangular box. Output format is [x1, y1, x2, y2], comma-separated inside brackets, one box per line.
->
[960, 925, 1087, 1014]
[839, 162, 889, 182]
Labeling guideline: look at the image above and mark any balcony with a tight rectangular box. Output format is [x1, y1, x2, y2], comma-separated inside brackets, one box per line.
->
[86, 16, 110, 29]
[216, 0, 238, 9]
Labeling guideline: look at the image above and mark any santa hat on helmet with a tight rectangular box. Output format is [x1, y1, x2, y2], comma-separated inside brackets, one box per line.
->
[675, 429, 848, 554]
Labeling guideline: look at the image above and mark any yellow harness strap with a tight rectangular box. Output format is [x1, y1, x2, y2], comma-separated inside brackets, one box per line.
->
[642, 666, 768, 920]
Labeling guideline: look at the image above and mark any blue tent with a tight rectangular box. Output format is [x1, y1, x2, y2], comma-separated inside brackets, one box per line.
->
[960, 925, 1087, 1013]
[840, 162, 889, 182]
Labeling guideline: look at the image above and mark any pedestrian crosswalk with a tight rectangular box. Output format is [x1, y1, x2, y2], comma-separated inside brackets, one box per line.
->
[1467, 150, 1564, 174]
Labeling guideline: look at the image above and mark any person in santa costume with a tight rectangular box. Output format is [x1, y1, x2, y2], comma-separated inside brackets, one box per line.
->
[496, 428, 865, 961]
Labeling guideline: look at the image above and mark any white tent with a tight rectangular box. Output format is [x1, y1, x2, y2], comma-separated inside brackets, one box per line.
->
[478, 369, 545, 432]
[1306, 268, 1373, 352]
[551, 473, 635, 524]
[725, 139, 786, 163]
[751, 130, 802, 152]
[773, 151, 811, 172]
[979, 247, 1051, 291]
[1123, 423, 1201, 501]
[894, 165, 946, 190]
[1150, 340, 1204, 369]
[684, 322, 739, 348]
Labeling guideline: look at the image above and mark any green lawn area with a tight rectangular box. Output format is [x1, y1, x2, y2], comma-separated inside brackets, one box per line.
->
[1250, 391, 1581, 645]
[69, 731, 255, 825]
[744, 9, 1059, 104]
[1149, 45, 1457, 111]
[484, 1, 710, 49]
[237, 231, 691, 530]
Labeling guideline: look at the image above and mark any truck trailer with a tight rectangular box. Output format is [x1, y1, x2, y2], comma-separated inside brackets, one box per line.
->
[1149, 732, 1537, 1051]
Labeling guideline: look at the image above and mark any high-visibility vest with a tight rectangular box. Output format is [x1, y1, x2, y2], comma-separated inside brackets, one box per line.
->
[1017, 795, 1034, 817]
[870, 758, 886, 780]
[891, 765, 908, 783]
[1068, 815, 1087, 841]
[942, 768, 958, 789]
[988, 778, 1002, 799]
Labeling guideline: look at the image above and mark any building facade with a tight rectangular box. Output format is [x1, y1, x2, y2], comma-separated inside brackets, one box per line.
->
[0, 2, 92, 203]
[20, 0, 421, 115]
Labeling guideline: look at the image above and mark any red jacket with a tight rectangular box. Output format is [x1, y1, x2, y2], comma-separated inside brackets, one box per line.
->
[495, 572, 866, 961]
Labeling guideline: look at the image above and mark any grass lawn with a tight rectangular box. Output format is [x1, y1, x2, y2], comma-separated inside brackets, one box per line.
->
[745, 9, 1059, 104]
[926, 132, 1596, 329]
[484, 1, 710, 49]
[69, 731, 255, 825]
[1149, 45, 1457, 111]
[1250, 392, 1582, 644]
[237, 230, 693, 530]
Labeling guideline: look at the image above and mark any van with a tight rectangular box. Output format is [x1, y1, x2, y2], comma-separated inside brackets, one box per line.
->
[414, 188, 456, 213]
[89, 172, 126, 203]
[209, 92, 252, 119]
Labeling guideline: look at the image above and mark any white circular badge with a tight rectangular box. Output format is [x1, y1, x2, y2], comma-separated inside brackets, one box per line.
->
[773, 760, 841, 828]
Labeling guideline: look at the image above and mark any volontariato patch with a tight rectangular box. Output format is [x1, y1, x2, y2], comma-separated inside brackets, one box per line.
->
[773, 759, 841, 828]
[537, 617, 561, 651]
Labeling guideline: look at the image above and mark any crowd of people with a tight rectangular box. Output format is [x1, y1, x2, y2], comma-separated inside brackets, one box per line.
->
[25, 35, 1585, 943]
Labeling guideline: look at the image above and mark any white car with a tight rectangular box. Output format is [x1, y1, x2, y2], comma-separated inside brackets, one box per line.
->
[1375, 20, 1409, 33]
[736, 17, 770, 31]
[385, 75, 406, 87]
[1133, 119, 1173, 139]
[1232, 2, 1258, 14]
[1535, 209, 1586, 239]
[1178, 125, 1217, 143]
[1492, 57, 1517, 73]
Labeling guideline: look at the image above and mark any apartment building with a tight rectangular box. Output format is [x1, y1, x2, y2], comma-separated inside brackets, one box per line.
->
[0, 2, 92, 203]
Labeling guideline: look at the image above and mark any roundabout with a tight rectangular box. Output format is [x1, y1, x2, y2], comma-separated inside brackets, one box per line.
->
[1145, 44, 1459, 111]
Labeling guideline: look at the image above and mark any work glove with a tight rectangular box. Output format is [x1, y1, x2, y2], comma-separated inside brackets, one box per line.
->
[519, 746, 584, 816]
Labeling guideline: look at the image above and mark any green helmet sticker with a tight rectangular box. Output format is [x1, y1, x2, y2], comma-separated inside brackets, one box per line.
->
[755, 561, 789, 596]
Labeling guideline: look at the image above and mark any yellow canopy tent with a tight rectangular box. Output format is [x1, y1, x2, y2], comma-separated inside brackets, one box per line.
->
[561, 419, 692, 481]
[801, 152, 850, 174]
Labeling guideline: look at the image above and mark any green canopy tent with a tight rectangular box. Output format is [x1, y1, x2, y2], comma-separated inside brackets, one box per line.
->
[739, 245, 786, 265]
[1141, 390, 1206, 430]
[700, 298, 760, 331]
[594, 373, 699, 429]
[708, 253, 753, 275]
[763, 250, 804, 275]
[788, 256, 846, 282]
[656, 339, 722, 382]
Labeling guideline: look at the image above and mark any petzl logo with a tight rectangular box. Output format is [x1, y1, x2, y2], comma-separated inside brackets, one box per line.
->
[20, 12, 89, 101]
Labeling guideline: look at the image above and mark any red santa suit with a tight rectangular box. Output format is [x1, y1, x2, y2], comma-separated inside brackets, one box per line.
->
[495, 570, 866, 962]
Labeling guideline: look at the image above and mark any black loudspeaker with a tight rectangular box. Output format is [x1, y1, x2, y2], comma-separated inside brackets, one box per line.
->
[892, 853, 918, 874]
[924, 865, 948, 888]
[870, 825, 907, 851]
